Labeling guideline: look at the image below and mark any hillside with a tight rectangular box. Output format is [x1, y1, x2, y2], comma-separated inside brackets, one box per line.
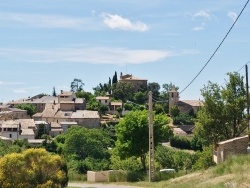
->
[134, 154, 250, 188]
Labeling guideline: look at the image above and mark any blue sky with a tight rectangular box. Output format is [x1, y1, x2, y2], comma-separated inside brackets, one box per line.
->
[0, 0, 250, 103]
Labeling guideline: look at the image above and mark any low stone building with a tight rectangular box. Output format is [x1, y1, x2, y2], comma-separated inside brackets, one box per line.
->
[213, 135, 249, 164]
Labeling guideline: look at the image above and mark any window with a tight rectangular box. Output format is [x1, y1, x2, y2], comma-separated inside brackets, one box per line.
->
[105, 100, 107, 103]
[9, 134, 12, 138]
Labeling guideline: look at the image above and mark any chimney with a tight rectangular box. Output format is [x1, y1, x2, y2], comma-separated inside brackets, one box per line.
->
[61, 90, 63, 94]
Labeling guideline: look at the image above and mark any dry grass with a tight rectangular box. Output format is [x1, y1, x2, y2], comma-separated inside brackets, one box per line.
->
[127, 154, 250, 188]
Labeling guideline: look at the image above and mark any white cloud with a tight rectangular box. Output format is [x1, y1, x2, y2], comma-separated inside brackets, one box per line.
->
[102, 13, 148, 32]
[13, 86, 41, 94]
[193, 27, 204, 31]
[0, 81, 25, 85]
[193, 11, 210, 19]
[13, 89, 28, 93]
[227, 11, 237, 22]
[0, 47, 173, 65]
[0, 12, 89, 29]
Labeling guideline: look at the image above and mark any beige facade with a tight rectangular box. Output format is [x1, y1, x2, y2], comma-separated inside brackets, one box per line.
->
[58, 91, 76, 103]
[213, 135, 249, 164]
[96, 96, 110, 106]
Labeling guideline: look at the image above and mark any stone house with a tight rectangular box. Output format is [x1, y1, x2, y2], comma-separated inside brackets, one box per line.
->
[213, 135, 249, 164]
[0, 119, 36, 140]
[96, 96, 110, 106]
[8, 96, 58, 113]
[119, 73, 147, 92]
[110, 101, 122, 114]
[0, 107, 29, 120]
[169, 87, 203, 115]
[8, 91, 86, 113]
[49, 122, 63, 137]
[70, 110, 100, 128]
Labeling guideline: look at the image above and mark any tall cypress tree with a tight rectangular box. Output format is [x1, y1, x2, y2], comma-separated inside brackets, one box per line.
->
[112, 71, 118, 85]
[52, 87, 57, 97]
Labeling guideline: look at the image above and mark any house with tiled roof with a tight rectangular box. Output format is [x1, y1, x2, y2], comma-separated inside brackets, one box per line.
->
[0, 119, 36, 140]
[119, 72, 147, 92]
[169, 87, 203, 115]
[8, 90, 86, 113]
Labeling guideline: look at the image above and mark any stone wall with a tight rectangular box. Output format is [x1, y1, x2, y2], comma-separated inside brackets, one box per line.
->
[87, 170, 126, 182]
[213, 135, 249, 164]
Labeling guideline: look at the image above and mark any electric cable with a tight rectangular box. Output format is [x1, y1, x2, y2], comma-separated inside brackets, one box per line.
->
[179, 0, 249, 94]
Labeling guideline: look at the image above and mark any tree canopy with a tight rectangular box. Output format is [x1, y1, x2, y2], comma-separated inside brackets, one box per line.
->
[0, 148, 68, 188]
[57, 126, 111, 173]
[112, 82, 134, 102]
[16, 103, 37, 117]
[115, 110, 173, 171]
[70, 78, 84, 92]
[195, 72, 247, 144]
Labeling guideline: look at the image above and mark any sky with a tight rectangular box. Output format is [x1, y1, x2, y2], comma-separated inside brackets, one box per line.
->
[0, 0, 250, 103]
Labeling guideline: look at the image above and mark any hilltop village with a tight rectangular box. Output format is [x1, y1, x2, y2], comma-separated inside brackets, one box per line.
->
[0, 71, 249, 186]
[0, 72, 201, 144]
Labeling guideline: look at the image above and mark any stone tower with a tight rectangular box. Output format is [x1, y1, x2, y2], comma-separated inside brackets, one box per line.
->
[169, 86, 179, 111]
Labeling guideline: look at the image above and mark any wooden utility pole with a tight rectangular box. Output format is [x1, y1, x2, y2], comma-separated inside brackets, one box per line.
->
[246, 65, 249, 131]
[148, 91, 154, 182]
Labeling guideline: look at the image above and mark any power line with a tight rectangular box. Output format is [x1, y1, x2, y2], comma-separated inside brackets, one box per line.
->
[221, 59, 250, 86]
[179, 0, 249, 94]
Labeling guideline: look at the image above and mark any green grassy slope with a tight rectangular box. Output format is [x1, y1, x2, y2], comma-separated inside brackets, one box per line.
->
[133, 154, 250, 188]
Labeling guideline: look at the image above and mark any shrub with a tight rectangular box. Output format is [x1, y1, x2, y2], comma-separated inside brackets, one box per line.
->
[192, 146, 215, 170]
[155, 145, 196, 173]
[173, 113, 195, 125]
[109, 171, 127, 182]
[170, 135, 192, 150]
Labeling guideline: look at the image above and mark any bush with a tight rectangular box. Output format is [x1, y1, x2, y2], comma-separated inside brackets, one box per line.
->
[170, 135, 192, 150]
[192, 146, 215, 170]
[173, 113, 195, 125]
[109, 171, 127, 182]
[127, 171, 144, 182]
[190, 135, 203, 151]
[155, 145, 196, 172]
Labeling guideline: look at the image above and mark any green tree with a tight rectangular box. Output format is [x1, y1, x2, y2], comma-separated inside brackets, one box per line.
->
[170, 105, 180, 117]
[195, 72, 247, 144]
[99, 103, 109, 115]
[115, 110, 173, 171]
[147, 82, 160, 98]
[75, 91, 92, 101]
[70, 78, 84, 92]
[62, 127, 111, 172]
[112, 82, 134, 102]
[133, 91, 148, 105]
[16, 103, 37, 117]
[0, 148, 68, 188]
